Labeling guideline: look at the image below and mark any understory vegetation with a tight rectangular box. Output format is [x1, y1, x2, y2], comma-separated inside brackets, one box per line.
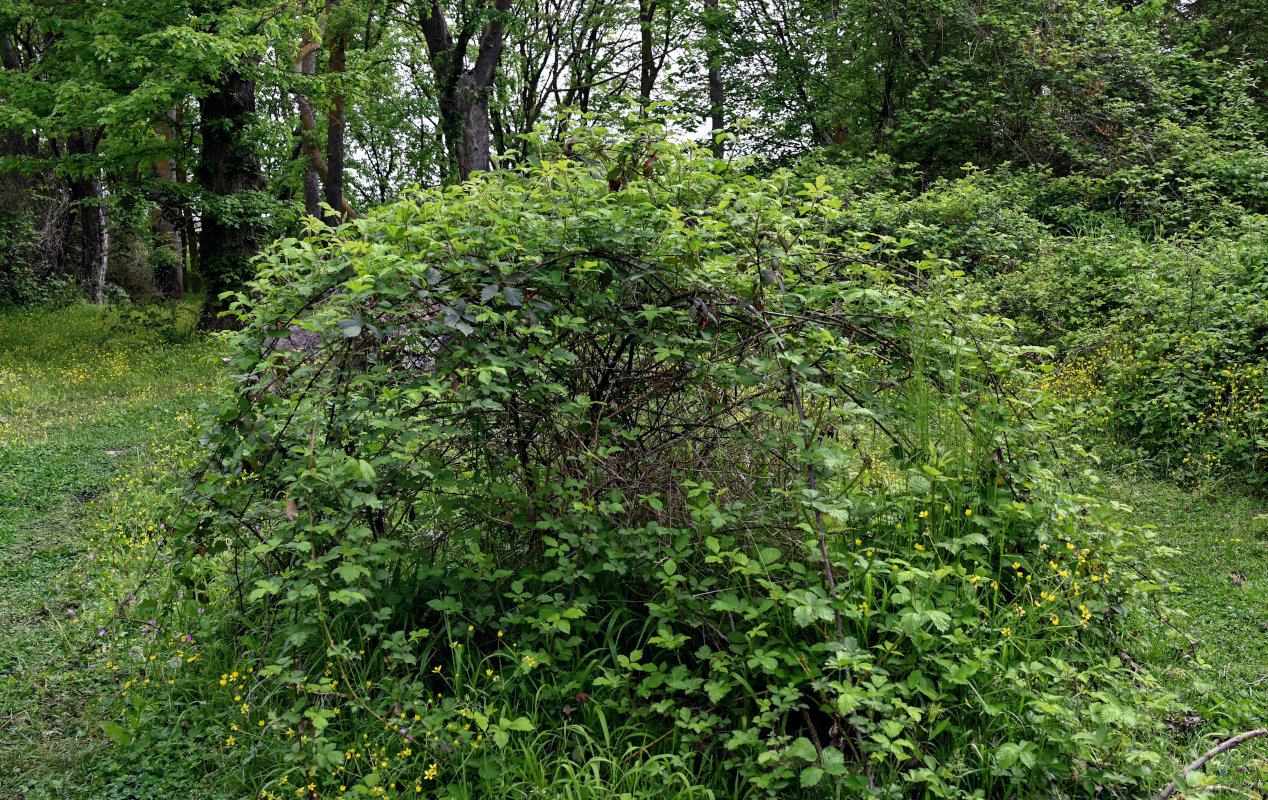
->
[3, 0, 1268, 795]
[1, 129, 1260, 800]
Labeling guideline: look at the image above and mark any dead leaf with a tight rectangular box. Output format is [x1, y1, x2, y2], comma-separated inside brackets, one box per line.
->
[1231, 570, 1246, 587]
[1165, 712, 1205, 733]
[285, 498, 298, 521]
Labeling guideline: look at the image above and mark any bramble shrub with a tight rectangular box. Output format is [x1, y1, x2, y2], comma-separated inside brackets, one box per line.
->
[84, 132, 1176, 799]
[844, 167, 1048, 274]
[984, 221, 1268, 488]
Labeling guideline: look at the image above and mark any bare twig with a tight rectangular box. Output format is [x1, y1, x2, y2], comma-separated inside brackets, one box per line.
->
[1153, 729, 1268, 800]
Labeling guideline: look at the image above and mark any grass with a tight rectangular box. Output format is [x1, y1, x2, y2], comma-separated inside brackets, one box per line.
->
[1102, 474, 1268, 792]
[0, 300, 223, 799]
[1108, 478, 1268, 704]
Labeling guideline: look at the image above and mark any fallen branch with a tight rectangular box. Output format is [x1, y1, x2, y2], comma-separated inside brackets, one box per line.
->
[1153, 728, 1268, 800]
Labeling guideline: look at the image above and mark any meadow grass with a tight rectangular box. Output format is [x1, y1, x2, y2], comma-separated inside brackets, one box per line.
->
[1080, 471, 1268, 791]
[1106, 475, 1268, 767]
[0, 300, 224, 799]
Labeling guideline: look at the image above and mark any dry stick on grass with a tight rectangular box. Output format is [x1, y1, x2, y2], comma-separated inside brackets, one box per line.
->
[1153, 728, 1268, 800]
[1182, 786, 1262, 799]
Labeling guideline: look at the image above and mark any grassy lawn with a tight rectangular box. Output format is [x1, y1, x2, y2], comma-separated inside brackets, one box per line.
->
[1106, 477, 1268, 713]
[1102, 474, 1268, 790]
[0, 301, 223, 799]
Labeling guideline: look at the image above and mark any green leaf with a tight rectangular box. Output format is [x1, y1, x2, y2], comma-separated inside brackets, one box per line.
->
[337, 317, 362, 338]
[799, 766, 824, 788]
[787, 737, 818, 761]
[100, 721, 133, 747]
[499, 716, 535, 732]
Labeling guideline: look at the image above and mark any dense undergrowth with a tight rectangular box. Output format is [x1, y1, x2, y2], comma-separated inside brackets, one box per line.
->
[18, 121, 1268, 799]
[53, 133, 1199, 800]
[809, 154, 1268, 494]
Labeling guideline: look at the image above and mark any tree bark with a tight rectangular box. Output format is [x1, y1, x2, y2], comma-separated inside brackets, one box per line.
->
[66, 128, 108, 304]
[292, 32, 357, 220]
[197, 70, 264, 328]
[293, 37, 326, 219]
[324, 0, 348, 223]
[419, 0, 513, 181]
[703, 0, 725, 156]
[152, 109, 184, 300]
[639, 0, 658, 110]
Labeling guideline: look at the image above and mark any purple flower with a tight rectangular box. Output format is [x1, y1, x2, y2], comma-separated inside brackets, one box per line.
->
[177, 593, 184, 600]
[98, 629, 106, 636]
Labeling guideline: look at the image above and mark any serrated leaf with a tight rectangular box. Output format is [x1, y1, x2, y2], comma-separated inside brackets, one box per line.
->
[787, 737, 818, 761]
[800, 766, 824, 788]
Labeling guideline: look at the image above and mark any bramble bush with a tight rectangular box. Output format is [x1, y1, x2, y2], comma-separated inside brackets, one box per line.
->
[81, 132, 1177, 799]
[983, 220, 1268, 488]
[838, 155, 1268, 491]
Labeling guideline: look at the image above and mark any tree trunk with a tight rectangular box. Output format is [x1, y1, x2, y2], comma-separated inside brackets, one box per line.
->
[293, 37, 325, 219]
[293, 31, 357, 220]
[324, 0, 348, 223]
[303, 162, 323, 219]
[152, 109, 184, 300]
[184, 207, 202, 294]
[638, 0, 658, 111]
[703, 0, 725, 157]
[66, 129, 108, 304]
[197, 70, 264, 328]
[456, 73, 494, 177]
[419, 0, 512, 182]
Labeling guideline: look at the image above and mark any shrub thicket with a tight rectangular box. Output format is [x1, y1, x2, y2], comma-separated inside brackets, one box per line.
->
[986, 222, 1268, 488]
[81, 134, 1175, 799]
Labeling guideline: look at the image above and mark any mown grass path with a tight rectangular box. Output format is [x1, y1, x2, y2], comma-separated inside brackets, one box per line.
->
[0, 303, 219, 799]
[1107, 477, 1268, 726]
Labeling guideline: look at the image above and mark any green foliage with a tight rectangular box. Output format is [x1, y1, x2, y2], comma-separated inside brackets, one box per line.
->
[81, 136, 1179, 798]
[983, 217, 1268, 488]
[1037, 119, 1268, 234]
[846, 167, 1048, 273]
